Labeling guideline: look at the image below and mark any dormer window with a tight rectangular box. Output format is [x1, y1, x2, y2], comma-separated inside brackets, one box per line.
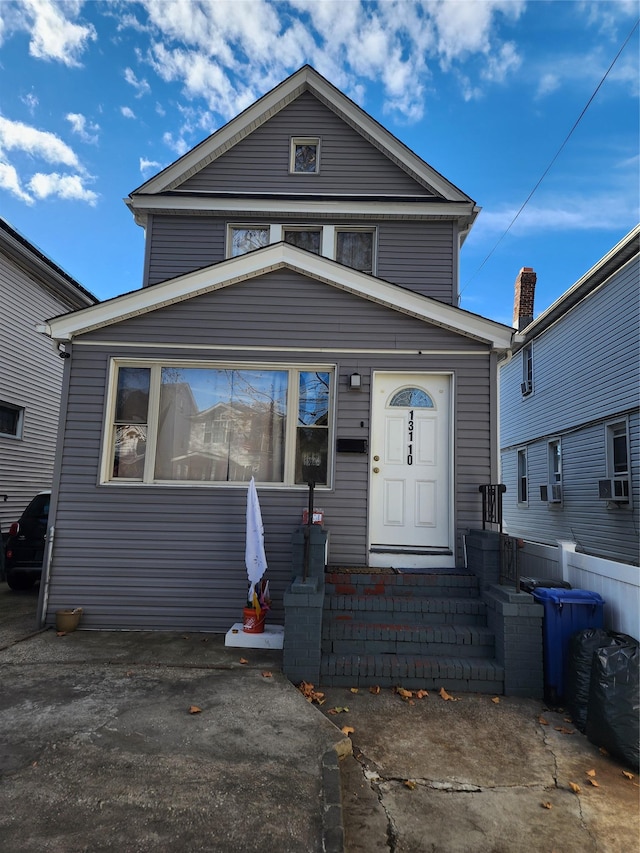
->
[291, 138, 320, 174]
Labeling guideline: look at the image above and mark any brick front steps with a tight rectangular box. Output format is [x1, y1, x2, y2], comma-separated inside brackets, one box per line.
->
[320, 568, 505, 693]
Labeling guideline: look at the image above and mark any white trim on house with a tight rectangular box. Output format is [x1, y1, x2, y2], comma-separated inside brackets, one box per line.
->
[39, 243, 514, 351]
[130, 66, 472, 203]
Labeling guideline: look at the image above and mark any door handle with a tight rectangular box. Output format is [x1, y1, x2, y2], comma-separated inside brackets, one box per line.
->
[373, 455, 380, 461]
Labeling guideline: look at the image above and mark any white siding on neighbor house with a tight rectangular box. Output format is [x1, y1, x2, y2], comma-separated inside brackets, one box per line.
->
[45, 274, 495, 632]
[0, 255, 69, 528]
[500, 253, 639, 565]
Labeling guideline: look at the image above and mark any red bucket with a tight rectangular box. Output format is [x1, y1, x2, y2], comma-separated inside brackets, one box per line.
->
[242, 607, 266, 634]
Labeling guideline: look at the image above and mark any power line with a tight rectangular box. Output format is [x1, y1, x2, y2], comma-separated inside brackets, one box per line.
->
[459, 16, 639, 300]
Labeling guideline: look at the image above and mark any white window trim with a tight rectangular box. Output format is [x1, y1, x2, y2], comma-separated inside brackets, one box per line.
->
[521, 343, 533, 396]
[517, 446, 528, 506]
[0, 402, 25, 440]
[227, 222, 377, 273]
[605, 418, 630, 477]
[548, 438, 562, 484]
[101, 358, 336, 489]
[289, 137, 321, 174]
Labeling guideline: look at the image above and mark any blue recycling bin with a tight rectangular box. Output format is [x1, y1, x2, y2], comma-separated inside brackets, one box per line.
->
[532, 588, 605, 705]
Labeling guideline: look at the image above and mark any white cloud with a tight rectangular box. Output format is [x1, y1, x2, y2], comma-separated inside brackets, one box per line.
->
[18, 0, 97, 66]
[536, 73, 560, 99]
[0, 115, 80, 167]
[121, 106, 136, 119]
[0, 161, 33, 204]
[124, 67, 151, 97]
[125, 0, 527, 125]
[140, 156, 161, 174]
[21, 92, 39, 113]
[66, 112, 100, 144]
[28, 171, 98, 205]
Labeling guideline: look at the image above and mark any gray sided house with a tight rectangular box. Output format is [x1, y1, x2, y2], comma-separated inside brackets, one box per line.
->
[0, 218, 97, 531]
[500, 225, 640, 565]
[39, 66, 513, 634]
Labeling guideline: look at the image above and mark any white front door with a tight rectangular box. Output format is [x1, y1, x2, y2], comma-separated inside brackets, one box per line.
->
[369, 373, 454, 568]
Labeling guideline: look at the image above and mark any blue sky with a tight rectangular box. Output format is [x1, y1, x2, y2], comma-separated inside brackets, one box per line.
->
[0, 0, 637, 326]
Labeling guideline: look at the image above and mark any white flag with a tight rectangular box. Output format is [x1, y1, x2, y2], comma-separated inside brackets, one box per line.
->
[245, 477, 268, 591]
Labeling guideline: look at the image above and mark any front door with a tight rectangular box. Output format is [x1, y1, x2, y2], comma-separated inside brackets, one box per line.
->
[369, 372, 453, 568]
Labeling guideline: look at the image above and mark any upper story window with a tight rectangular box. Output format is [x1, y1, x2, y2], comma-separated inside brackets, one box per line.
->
[230, 226, 269, 257]
[0, 402, 24, 439]
[284, 228, 321, 254]
[336, 229, 374, 275]
[105, 361, 334, 487]
[606, 420, 629, 477]
[290, 138, 320, 174]
[548, 439, 562, 485]
[227, 223, 376, 274]
[521, 344, 533, 396]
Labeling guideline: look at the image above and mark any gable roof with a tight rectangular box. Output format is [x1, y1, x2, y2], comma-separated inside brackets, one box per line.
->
[40, 243, 513, 351]
[127, 66, 477, 235]
[0, 216, 97, 310]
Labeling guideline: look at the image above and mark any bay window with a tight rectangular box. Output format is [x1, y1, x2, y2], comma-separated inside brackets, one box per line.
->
[106, 361, 333, 486]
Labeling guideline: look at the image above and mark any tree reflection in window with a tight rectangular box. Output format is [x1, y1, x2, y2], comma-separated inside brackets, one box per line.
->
[389, 388, 434, 408]
[296, 371, 330, 484]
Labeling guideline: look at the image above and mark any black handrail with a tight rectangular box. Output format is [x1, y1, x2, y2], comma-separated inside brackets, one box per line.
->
[478, 484, 506, 532]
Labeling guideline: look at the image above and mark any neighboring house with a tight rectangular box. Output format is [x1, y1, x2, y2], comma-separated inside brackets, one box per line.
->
[0, 218, 97, 533]
[38, 66, 513, 632]
[500, 225, 640, 566]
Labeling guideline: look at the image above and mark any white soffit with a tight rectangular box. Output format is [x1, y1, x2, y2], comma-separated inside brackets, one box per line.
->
[43, 243, 513, 350]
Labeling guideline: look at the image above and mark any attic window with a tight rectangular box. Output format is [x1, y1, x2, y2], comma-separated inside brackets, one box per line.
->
[290, 138, 320, 174]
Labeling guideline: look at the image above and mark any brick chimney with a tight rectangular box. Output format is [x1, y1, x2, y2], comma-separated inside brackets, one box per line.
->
[513, 267, 536, 330]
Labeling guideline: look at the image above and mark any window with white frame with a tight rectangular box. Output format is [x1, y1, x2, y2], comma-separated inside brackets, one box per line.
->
[227, 223, 376, 273]
[230, 226, 270, 257]
[0, 402, 24, 438]
[606, 420, 629, 478]
[106, 361, 333, 486]
[548, 439, 561, 485]
[290, 138, 320, 174]
[521, 344, 533, 395]
[517, 448, 528, 504]
[336, 229, 374, 274]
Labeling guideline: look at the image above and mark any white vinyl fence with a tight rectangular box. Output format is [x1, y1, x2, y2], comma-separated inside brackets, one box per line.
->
[518, 540, 639, 640]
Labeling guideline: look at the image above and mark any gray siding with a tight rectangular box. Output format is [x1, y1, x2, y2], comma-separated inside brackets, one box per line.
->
[179, 91, 436, 197]
[501, 256, 639, 445]
[501, 411, 639, 564]
[500, 254, 640, 564]
[0, 254, 70, 528]
[144, 215, 456, 303]
[46, 278, 492, 631]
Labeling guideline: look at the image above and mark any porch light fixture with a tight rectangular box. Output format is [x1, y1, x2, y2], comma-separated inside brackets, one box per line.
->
[349, 372, 362, 389]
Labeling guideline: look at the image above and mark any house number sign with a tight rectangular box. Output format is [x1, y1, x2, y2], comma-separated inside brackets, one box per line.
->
[407, 410, 414, 465]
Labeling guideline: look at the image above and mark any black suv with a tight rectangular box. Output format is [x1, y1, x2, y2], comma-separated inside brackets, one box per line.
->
[4, 492, 50, 591]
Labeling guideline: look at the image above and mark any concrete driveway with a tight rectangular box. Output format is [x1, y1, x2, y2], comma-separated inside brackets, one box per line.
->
[1, 583, 638, 853]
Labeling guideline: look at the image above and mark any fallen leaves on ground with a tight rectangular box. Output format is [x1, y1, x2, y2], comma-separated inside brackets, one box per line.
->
[568, 782, 581, 794]
[261, 671, 272, 678]
[188, 705, 202, 714]
[491, 697, 500, 704]
[395, 687, 413, 701]
[555, 726, 575, 735]
[622, 771, 635, 781]
[350, 688, 359, 694]
[541, 802, 553, 809]
[341, 726, 355, 736]
[586, 769, 597, 778]
[538, 716, 549, 726]
[326, 706, 349, 715]
[588, 778, 600, 787]
[369, 685, 381, 694]
[404, 780, 417, 790]
[298, 681, 325, 705]
[439, 687, 458, 701]
[239, 658, 249, 665]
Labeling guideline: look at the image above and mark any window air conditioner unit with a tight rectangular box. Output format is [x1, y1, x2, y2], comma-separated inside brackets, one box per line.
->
[598, 477, 630, 502]
[540, 483, 562, 503]
[520, 381, 532, 396]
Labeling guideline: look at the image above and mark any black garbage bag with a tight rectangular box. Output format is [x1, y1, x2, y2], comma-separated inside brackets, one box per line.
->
[586, 639, 639, 772]
[566, 628, 611, 733]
